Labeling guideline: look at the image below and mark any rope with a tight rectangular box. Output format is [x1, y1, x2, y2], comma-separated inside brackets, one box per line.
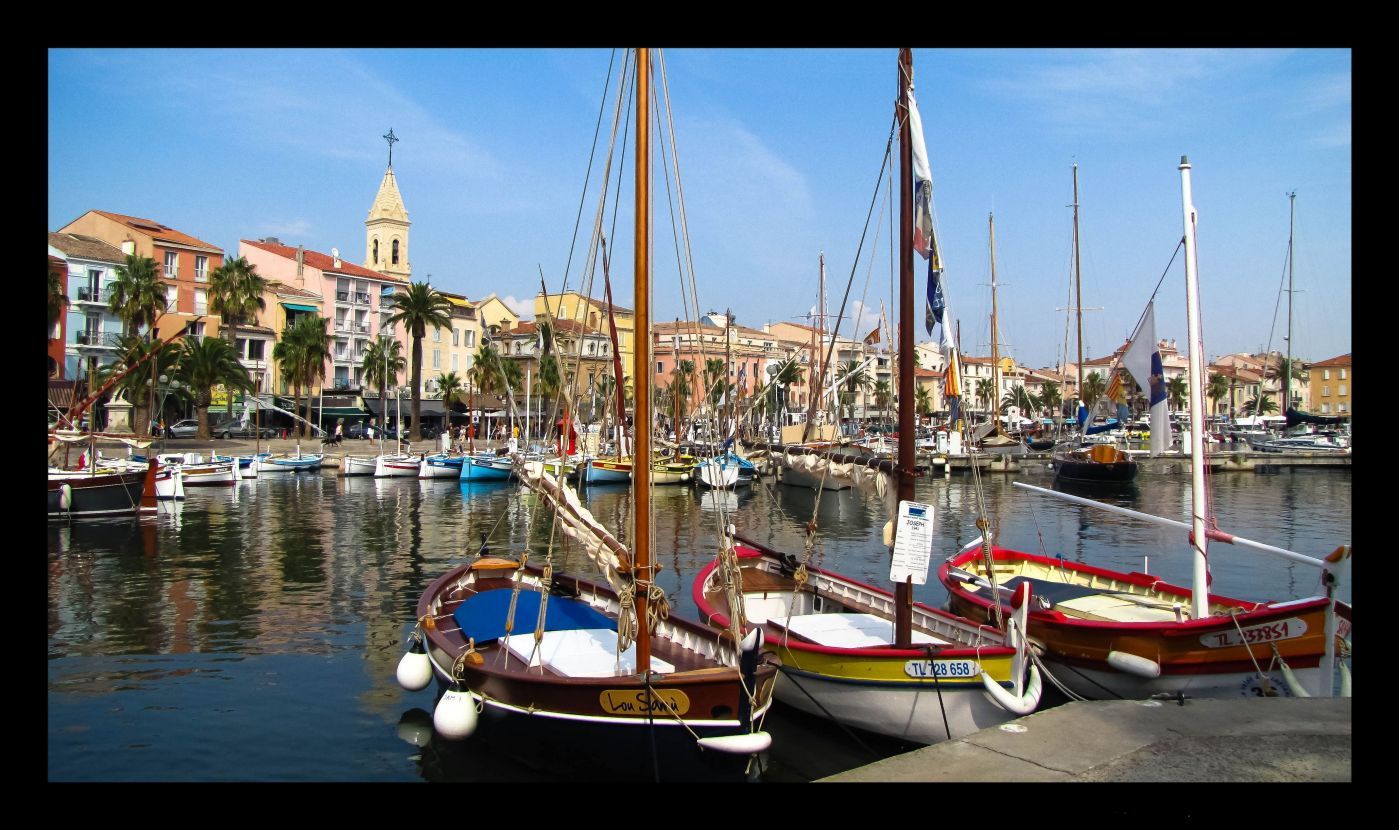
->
[923, 645, 952, 741]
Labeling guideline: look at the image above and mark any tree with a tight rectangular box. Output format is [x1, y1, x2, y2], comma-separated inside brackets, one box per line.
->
[48, 269, 69, 333]
[385, 282, 454, 441]
[97, 334, 182, 436]
[274, 316, 331, 440]
[1244, 391, 1278, 415]
[872, 378, 893, 421]
[975, 378, 995, 415]
[670, 359, 696, 428]
[914, 385, 932, 418]
[208, 256, 267, 363]
[362, 337, 406, 432]
[839, 359, 872, 423]
[468, 343, 501, 445]
[1082, 371, 1107, 410]
[1001, 384, 1036, 415]
[176, 336, 253, 439]
[1207, 372, 1230, 417]
[1265, 356, 1309, 409]
[1039, 381, 1062, 418]
[107, 254, 169, 436]
[1167, 375, 1188, 412]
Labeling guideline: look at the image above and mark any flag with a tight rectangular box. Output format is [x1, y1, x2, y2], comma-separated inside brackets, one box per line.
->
[925, 259, 945, 336]
[1122, 301, 1172, 456]
[863, 326, 881, 345]
[1105, 371, 1124, 404]
[907, 84, 940, 267]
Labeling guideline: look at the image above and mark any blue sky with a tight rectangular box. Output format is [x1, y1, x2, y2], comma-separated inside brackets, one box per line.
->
[49, 48, 1351, 370]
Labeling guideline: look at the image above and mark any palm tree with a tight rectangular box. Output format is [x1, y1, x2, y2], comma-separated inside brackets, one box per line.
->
[1082, 371, 1107, 410]
[362, 337, 406, 432]
[914, 385, 932, 419]
[975, 378, 995, 415]
[1264, 355, 1309, 410]
[98, 334, 181, 436]
[175, 336, 253, 439]
[1039, 381, 1062, 419]
[1207, 372, 1230, 417]
[385, 282, 454, 441]
[107, 254, 169, 436]
[274, 316, 331, 440]
[1167, 375, 1188, 412]
[208, 256, 268, 360]
[1244, 391, 1278, 415]
[671, 359, 697, 428]
[872, 378, 893, 422]
[48, 269, 69, 333]
[467, 343, 501, 444]
[1000, 384, 1036, 415]
[839, 359, 872, 424]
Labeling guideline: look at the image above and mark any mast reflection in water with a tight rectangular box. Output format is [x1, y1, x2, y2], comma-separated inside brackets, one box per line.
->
[48, 466, 1350, 781]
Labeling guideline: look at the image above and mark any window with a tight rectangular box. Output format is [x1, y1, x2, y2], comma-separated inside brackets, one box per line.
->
[1338, 384, 1347, 396]
[1339, 368, 1347, 380]
[452, 354, 458, 371]
[432, 349, 440, 369]
[1322, 386, 1330, 397]
[195, 256, 208, 282]
[194, 289, 207, 315]
[166, 285, 178, 312]
[337, 280, 350, 302]
[452, 328, 459, 346]
[1339, 403, 1347, 413]
[465, 330, 475, 347]
[184, 321, 205, 340]
[1322, 368, 1330, 380]
[657, 361, 664, 375]
[247, 340, 265, 360]
[1321, 403, 1331, 414]
[164, 251, 178, 277]
[372, 238, 379, 265]
[392, 239, 399, 265]
[433, 327, 441, 343]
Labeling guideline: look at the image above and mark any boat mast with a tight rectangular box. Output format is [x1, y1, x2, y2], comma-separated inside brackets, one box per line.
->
[632, 46, 652, 674]
[1285, 191, 1295, 416]
[894, 47, 915, 647]
[989, 212, 1001, 436]
[1179, 156, 1210, 620]
[1072, 164, 1084, 428]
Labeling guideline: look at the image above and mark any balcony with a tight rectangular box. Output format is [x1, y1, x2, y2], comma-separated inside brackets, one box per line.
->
[355, 293, 370, 304]
[76, 287, 102, 303]
[356, 322, 370, 334]
[75, 331, 119, 348]
[335, 321, 352, 333]
[336, 291, 350, 302]
[334, 349, 355, 363]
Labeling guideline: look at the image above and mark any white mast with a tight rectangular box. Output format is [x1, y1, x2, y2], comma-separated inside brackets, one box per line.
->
[1179, 156, 1210, 620]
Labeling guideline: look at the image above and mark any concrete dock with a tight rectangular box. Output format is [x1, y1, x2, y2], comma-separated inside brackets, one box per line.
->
[821, 697, 1351, 782]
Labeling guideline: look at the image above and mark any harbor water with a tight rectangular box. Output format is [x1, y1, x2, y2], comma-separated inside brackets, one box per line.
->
[47, 463, 1351, 781]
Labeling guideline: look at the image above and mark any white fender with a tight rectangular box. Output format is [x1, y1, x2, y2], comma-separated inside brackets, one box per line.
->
[981, 663, 1043, 717]
[1278, 662, 1311, 697]
[1339, 660, 1351, 698]
[1107, 650, 1161, 678]
[696, 731, 772, 755]
[396, 644, 433, 691]
[741, 626, 764, 653]
[433, 686, 479, 740]
[59, 483, 72, 511]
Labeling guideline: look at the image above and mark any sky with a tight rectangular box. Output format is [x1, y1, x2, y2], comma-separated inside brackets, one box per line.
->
[49, 48, 1351, 370]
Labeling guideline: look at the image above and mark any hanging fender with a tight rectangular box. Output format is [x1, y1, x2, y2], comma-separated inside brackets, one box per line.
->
[1107, 650, 1162, 678]
[981, 663, 1043, 717]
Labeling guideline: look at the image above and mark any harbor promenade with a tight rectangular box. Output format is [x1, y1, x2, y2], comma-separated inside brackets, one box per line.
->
[821, 697, 1351, 782]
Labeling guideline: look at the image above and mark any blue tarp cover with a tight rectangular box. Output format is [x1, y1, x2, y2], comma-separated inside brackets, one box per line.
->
[453, 588, 615, 644]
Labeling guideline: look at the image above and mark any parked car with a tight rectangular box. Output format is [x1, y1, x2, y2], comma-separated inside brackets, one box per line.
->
[167, 418, 201, 438]
[213, 418, 277, 439]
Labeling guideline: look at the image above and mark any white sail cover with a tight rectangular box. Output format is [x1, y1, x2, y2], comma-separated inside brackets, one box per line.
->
[516, 458, 630, 598]
[772, 449, 900, 544]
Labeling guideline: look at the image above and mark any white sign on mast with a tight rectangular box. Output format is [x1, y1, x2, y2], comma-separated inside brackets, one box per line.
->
[890, 500, 935, 585]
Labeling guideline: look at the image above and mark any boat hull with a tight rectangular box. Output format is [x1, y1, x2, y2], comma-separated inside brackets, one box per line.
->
[777, 465, 851, 490]
[374, 455, 420, 478]
[342, 455, 379, 477]
[48, 464, 157, 518]
[260, 454, 325, 473]
[583, 458, 632, 484]
[940, 547, 1351, 700]
[459, 456, 512, 480]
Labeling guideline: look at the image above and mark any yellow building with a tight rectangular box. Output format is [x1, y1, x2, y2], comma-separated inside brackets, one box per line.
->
[535, 291, 635, 384]
[1307, 353, 1352, 418]
[476, 293, 522, 340]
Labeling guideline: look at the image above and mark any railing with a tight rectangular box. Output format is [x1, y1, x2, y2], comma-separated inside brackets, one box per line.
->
[336, 291, 350, 302]
[76, 287, 101, 303]
[335, 321, 352, 332]
[195, 270, 208, 282]
[356, 323, 370, 333]
[355, 293, 370, 304]
[76, 331, 120, 347]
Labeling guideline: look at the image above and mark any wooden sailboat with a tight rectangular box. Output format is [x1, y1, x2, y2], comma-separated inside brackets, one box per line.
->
[1051, 164, 1138, 485]
[940, 157, 1352, 700]
[400, 49, 776, 779]
[1277, 192, 1347, 434]
[694, 49, 1041, 745]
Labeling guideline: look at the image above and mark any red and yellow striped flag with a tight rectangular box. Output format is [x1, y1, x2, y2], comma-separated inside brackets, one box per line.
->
[1106, 371, 1125, 404]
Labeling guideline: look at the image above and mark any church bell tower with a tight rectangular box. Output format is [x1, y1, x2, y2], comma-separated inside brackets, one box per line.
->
[365, 127, 411, 281]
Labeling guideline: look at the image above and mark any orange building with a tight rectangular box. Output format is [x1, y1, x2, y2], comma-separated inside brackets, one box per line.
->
[1307, 353, 1352, 419]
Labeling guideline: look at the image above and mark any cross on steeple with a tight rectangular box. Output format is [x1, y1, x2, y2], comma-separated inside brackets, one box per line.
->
[383, 128, 399, 167]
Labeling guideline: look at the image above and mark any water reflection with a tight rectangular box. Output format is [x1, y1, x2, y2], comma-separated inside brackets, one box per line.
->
[48, 466, 1351, 781]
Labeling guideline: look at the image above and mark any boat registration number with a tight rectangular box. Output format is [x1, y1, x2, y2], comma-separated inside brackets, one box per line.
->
[904, 659, 980, 679]
[599, 689, 691, 716]
[1201, 618, 1307, 649]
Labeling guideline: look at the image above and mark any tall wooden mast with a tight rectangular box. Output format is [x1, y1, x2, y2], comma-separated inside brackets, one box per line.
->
[894, 47, 915, 647]
[989, 212, 1001, 435]
[1072, 164, 1084, 420]
[632, 47, 652, 673]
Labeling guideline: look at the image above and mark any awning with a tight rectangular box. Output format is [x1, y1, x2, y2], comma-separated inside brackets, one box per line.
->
[317, 406, 369, 417]
[363, 398, 468, 418]
[281, 303, 320, 313]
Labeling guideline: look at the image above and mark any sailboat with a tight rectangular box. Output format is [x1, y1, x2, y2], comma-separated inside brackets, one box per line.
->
[1051, 164, 1139, 485]
[939, 157, 1352, 700]
[1276, 192, 1349, 437]
[693, 49, 1042, 745]
[399, 48, 775, 779]
[977, 213, 1027, 457]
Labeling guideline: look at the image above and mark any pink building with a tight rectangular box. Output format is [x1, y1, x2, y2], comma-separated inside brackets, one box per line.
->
[239, 238, 410, 391]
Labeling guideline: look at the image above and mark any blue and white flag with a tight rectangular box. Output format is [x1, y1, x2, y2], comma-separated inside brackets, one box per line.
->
[926, 259, 944, 335]
[1123, 301, 1172, 456]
